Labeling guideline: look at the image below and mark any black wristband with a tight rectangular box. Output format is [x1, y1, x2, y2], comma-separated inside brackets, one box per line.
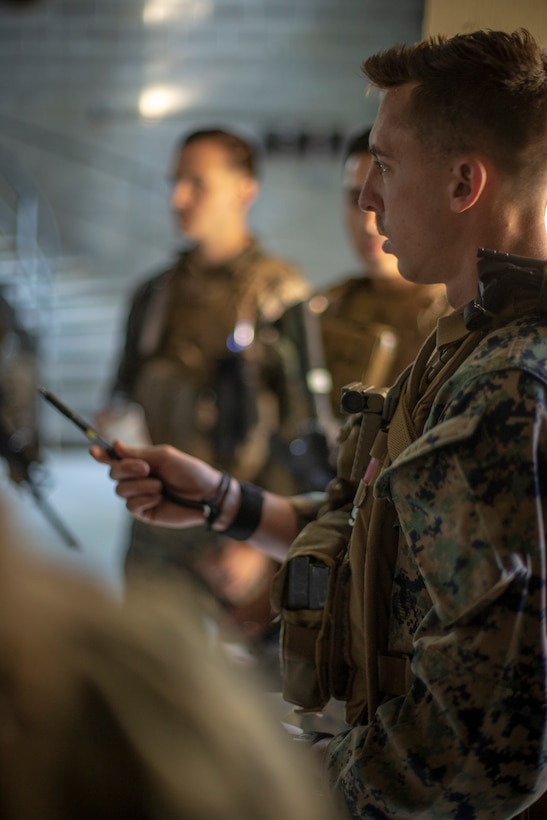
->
[220, 480, 263, 541]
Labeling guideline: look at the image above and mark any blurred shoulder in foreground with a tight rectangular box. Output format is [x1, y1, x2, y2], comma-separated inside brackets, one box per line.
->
[0, 495, 340, 820]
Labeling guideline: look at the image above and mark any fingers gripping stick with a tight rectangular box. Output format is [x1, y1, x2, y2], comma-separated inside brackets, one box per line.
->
[38, 387, 229, 520]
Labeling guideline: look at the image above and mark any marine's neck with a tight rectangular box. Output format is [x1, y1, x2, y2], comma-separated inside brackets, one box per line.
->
[194, 230, 253, 268]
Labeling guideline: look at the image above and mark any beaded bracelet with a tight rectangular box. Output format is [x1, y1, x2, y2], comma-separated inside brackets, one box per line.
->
[203, 470, 232, 529]
[164, 470, 230, 527]
[204, 471, 232, 529]
[220, 480, 264, 541]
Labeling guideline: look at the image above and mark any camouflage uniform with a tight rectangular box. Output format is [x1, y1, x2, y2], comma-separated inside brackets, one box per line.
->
[311, 275, 447, 412]
[276, 292, 547, 816]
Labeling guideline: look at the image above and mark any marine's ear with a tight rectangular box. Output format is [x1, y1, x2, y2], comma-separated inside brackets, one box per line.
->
[449, 157, 487, 213]
[239, 175, 260, 210]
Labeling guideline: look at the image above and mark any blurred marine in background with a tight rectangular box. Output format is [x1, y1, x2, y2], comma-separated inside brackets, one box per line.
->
[97, 128, 309, 680]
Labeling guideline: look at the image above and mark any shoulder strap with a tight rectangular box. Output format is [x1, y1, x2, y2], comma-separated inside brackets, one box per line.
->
[137, 269, 175, 357]
[299, 301, 340, 451]
[230, 245, 300, 324]
[386, 331, 436, 462]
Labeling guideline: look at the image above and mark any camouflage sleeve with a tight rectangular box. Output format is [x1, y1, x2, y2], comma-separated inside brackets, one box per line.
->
[325, 367, 547, 817]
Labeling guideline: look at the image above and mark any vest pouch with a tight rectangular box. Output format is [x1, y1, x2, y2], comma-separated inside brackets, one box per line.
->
[327, 548, 352, 699]
[271, 506, 353, 711]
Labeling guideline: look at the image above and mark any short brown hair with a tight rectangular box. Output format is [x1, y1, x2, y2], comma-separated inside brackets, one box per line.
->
[178, 127, 260, 178]
[362, 29, 547, 179]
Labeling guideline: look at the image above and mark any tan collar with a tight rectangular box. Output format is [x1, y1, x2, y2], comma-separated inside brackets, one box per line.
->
[436, 306, 469, 348]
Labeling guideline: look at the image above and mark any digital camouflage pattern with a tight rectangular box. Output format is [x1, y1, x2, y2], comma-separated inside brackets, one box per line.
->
[324, 312, 547, 818]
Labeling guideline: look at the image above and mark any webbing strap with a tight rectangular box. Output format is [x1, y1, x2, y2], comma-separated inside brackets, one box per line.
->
[301, 301, 340, 451]
[387, 330, 436, 463]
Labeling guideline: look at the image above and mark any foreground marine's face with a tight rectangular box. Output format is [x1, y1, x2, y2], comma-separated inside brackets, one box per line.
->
[359, 84, 458, 292]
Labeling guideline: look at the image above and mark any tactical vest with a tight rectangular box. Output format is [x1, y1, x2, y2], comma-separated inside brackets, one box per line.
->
[273, 250, 547, 818]
[117, 244, 308, 483]
[272, 304, 547, 723]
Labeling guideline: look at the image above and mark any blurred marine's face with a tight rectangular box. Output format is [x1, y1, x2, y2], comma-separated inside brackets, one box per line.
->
[170, 140, 250, 243]
[342, 152, 386, 269]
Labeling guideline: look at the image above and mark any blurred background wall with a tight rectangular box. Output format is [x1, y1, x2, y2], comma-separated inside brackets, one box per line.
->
[1, 0, 546, 575]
